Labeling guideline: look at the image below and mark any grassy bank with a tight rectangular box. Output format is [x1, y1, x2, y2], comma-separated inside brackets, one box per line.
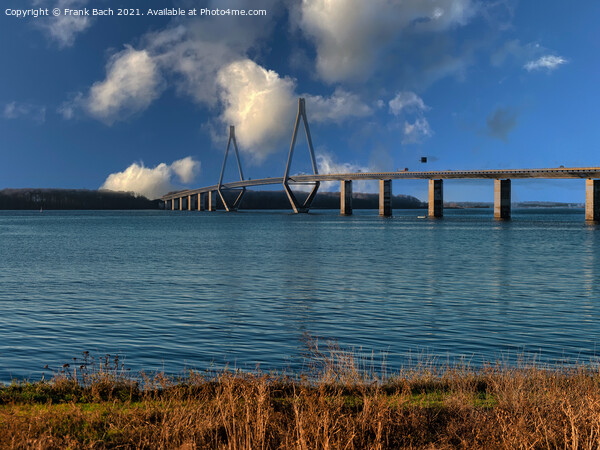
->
[1, 351, 600, 449]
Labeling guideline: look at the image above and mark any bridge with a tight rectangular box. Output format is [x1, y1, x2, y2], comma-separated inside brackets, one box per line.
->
[162, 98, 600, 221]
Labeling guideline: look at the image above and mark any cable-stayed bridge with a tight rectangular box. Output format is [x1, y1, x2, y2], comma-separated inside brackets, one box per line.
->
[162, 99, 600, 221]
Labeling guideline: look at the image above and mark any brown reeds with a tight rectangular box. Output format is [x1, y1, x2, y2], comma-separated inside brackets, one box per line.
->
[1, 346, 600, 449]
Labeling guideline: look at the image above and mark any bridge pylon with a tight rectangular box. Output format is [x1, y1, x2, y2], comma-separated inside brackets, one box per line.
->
[217, 125, 246, 212]
[283, 98, 320, 213]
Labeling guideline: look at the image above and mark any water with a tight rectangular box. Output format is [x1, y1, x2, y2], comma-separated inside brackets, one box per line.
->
[1, 208, 599, 382]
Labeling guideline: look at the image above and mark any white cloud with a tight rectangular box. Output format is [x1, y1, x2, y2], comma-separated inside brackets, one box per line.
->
[317, 152, 368, 175]
[100, 157, 200, 200]
[289, 152, 375, 192]
[60, 18, 374, 155]
[388, 92, 432, 144]
[389, 91, 428, 115]
[87, 47, 162, 124]
[491, 40, 568, 74]
[217, 59, 374, 160]
[524, 55, 568, 72]
[3, 102, 46, 123]
[146, 26, 237, 107]
[170, 156, 199, 183]
[217, 59, 297, 160]
[403, 117, 432, 144]
[317, 152, 374, 191]
[37, 0, 92, 48]
[303, 88, 373, 123]
[296, 0, 476, 82]
[62, 46, 163, 124]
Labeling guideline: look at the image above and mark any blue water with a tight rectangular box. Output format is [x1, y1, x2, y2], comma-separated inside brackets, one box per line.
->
[1, 208, 599, 382]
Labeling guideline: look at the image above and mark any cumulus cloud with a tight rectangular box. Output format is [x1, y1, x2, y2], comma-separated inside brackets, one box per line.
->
[3, 102, 46, 123]
[36, 0, 92, 48]
[170, 156, 199, 183]
[486, 107, 517, 141]
[61, 46, 163, 124]
[217, 59, 298, 160]
[388, 91, 432, 144]
[217, 59, 374, 160]
[101, 157, 200, 200]
[59, 10, 376, 158]
[310, 152, 374, 192]
[524, 55, 568, 72]
[146, 26, 237, 107]
[317, 152, 368, 175]
[296, 0, 476, 82]
[87, 47, 163, 124]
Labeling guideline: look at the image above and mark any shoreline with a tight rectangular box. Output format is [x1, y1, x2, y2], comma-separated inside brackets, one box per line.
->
[2, 355, 600, 448]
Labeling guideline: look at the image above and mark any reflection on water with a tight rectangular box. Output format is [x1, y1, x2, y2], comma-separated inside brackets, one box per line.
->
[0, 208, 599, 382]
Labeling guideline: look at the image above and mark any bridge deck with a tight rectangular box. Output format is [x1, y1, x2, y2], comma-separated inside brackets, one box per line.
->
[162, 167, 600, 200]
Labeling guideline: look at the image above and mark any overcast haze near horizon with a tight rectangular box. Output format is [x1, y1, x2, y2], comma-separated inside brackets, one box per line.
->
[1, 0, 598, 202]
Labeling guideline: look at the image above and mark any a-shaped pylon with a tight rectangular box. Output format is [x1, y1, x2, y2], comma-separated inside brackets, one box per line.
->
[217, 126, 246, 212]
[283, 98, 320, 213]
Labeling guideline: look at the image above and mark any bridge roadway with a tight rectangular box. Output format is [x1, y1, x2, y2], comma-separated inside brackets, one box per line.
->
[163, 167, 600, 199]
[161, 166, 600, 221]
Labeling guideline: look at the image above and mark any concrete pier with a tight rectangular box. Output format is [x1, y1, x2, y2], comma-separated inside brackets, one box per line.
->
[178, 197, 183, 211]
[171, 199, 175, 210]
[428, 179, 443, 218]
[586, 179, 600, 221]
[197, 193, 206, 211]
[341, 180, 352, 215]
[494, 179, 511, 220]
[208, 191, 217, 211]
[187, 194, 192, 211]
[379, 179, 392, 217]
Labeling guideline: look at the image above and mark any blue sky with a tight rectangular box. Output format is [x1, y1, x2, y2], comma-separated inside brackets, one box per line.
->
[1, 0, 598, 202]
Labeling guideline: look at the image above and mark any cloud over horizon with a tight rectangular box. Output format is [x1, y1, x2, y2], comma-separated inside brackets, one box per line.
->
[316, 152, 375, 192]
[101, 156, 200, 199]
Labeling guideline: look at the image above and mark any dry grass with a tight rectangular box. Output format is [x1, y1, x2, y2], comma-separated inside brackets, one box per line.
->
[1, 347, 600, 449]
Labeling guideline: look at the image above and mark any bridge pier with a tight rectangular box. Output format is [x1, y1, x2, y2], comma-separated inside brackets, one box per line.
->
[586, 179, 600, 221]
[494, 179, 511, 220]
[428, 179, 443, 218]
[208, 191, 217, 211]
[379, 180, 392, 217]
[197, 193, 206, 211]
[178, 197, 183, 211]
[341, 180, 352, 215]
[187, 194, 192, 211]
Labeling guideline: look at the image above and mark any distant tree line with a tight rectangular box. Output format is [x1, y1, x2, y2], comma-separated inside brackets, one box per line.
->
[201, 189, 426, 210]
[0, 189, 159, 210]
[0, 188, 427, 210]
